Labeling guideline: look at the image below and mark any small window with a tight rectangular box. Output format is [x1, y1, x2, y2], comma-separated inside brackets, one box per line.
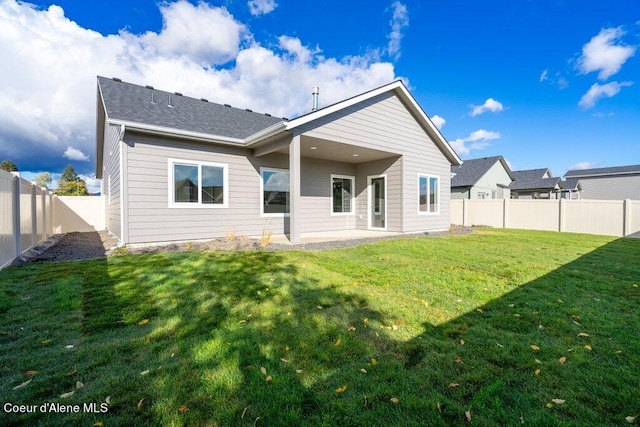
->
[261, 168, 289, 215]
[418, 174, 439, 214]
[331, 175, 355, 215]
[169, 159, 228, 208]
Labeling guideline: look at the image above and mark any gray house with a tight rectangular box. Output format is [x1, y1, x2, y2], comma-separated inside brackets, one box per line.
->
[558, 178, 582, 199]
[509, 168, 562, 199]
[564, 164, 640, 200]
[451, 155, 513, 199]
[96, 77, 462, 245]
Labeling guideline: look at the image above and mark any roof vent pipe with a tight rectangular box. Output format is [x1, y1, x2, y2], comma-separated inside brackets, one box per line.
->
[168, 95, 174, 108]
[312, 86, 319, 111]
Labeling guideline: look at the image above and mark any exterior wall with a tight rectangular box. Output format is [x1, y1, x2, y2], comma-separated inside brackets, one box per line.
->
[102, 123, 122, 239]
[121, 133, 373, 244]
[576, 175, 640, 200]
[295, 92, 452, 233]
[300, 157, 358, 233]
[451, 187, 470, 200]
[470, 162, 513, 199]
[355, 157, 403, 232]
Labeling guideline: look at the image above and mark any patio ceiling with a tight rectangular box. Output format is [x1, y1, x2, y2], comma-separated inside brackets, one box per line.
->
[265, 135, 400, 164]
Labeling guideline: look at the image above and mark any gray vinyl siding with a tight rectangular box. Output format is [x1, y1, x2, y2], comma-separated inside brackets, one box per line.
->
[300, 158, 358, 232]
[295, 91, 451, 233]
[577, 175, 640, 200]
[103, 123, 121, 239]
[354, 157, 403, 231]
[470, 162, 513, 199]
[122, 133, 372, 244]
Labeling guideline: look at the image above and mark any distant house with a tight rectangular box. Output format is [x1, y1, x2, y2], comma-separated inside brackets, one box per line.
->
[559, 178, 582, 199]
[563, 164, 640, 200]
[450, 156, 514, 199]
[95, 77, 462, 245]
[509, 168, 562, 199]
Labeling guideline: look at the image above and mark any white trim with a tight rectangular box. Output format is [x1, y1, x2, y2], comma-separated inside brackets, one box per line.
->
[245, 122, 288, 145]
[417, 173, 440, 215]
[119, 140, 125, 242]
[168, 158, 229, 209]
[330, 174, 356, 216]
[260, 167, 290, 217]
[367, 174, 387, 231]
[109, 119, 245, 146]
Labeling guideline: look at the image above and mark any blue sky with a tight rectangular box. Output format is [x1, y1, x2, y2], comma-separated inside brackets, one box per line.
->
[1, 0, 638, 193]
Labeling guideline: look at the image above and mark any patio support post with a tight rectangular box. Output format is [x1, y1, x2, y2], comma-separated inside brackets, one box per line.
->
[289, 134, 301, 243]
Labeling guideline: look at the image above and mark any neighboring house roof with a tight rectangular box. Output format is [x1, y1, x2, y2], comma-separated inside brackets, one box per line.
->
[560, 178, 582, 191]
[450, 156, 514, 187]
[509, 168, 563, 191]
[96, 77, 461, 176]
[564, 164, 640, 178]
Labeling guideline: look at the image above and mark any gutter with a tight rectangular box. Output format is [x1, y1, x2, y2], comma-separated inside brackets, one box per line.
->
[108, 119, 246, 146]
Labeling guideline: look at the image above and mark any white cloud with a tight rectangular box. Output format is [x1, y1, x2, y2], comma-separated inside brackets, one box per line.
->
[578, 81, 632, 109]
[248, 0, 277, 16]
[450, 129, 501, 156]
[539, 69, 548, 82]
[0, 0, 399, 175]
[577, 27, 636, 80]
[431, 114, 445, 130]
[387, 1, 409, 60]
[141, 1, 247, 66]
[470, 98, 504, 116]
[567, 161, 599, 171]
[79, 174, 101, 194]
[63, 147, 89, 161]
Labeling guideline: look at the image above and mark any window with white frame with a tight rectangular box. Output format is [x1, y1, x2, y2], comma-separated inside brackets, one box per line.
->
[261, 168, 289, 215]
[169, 159, 228, 208]
[331, 175, 355, 214]
[418, 174, 439, 214]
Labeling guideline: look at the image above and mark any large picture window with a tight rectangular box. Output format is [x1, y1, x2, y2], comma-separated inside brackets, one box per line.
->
[331, 174, 355, 214]
[169, 159, 228, 208]
[418, 174, 439, 214]
[261, 168, 289, 215]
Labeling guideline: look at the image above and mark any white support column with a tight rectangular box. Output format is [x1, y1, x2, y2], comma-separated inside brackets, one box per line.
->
[289, 134, 301, 243]
[623, 199, 631, 237]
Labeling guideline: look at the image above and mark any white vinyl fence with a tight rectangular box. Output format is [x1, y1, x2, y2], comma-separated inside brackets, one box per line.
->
[451, 198, 640, 237]
[0, 170, 105, 269]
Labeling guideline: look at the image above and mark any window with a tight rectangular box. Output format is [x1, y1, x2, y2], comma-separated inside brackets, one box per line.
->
[169, 159, 228, 208]
[331, 175, 355, 215]
[261, 168, 289, 215]
[418, 174, 439, 214]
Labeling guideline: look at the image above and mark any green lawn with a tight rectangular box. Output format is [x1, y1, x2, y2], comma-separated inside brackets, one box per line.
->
[1, 228, 638, 426]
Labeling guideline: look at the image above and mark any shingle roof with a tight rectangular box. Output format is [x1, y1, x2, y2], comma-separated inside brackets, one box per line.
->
[560, 178, 581, 191]
[450, 156, 513, 187]
[97, 76, 284, 139]
[564, 164, 640, 178]
[509, 168, 562, 191]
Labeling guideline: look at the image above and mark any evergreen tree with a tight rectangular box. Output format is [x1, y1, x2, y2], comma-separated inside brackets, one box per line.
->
[0, 159, 18, 172]
[56, 165, 88, 196]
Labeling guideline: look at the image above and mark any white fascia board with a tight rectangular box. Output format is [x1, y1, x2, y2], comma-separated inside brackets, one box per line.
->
[284, 80, 463, 166]
[108, 119, 245, 146]
[244, 121, 288, 145]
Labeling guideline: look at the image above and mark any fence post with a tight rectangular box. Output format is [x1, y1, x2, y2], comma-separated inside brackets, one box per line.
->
[558, 198, 565, 233]
[503, 198, 509, 229]
[623, 199, 631, 237]
[31, 184, 37, 248]
[462, 198, 468, 226]
[12, 175, 21, 258]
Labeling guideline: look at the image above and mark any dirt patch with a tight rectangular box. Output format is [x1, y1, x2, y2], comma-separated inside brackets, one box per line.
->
[16, 225, 473, 264]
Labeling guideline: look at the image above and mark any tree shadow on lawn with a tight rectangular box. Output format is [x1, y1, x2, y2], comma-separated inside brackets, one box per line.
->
[2, 237, 638, 426]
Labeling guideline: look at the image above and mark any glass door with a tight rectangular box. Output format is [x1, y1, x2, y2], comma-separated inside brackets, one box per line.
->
[369, 176, 386, 229]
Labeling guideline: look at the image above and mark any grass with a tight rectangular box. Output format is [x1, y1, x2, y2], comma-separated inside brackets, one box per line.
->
[0, 228, 638, 426]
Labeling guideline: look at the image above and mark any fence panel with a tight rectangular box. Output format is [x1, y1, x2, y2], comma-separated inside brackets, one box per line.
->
[630, 201, 640, 236]
[450, 200, 463, 225]
[19, 180, 34, 253]
[564, 200, 624, 237]
[35, 186, 45, 243]
[53, 196, 105, 233]
[0, 171, 17, 268]
[508, 200, 559, 231]
[467, 199, 504, 227]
